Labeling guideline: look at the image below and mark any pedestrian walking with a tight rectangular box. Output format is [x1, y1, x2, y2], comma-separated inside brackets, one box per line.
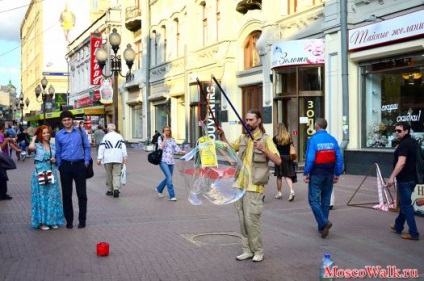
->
[217, 109, 281, 262]
[273, 123, 296, 201]
[28, 125, 64, 230]
[93, 125, 105, 151]
[156, 126, 185, 201]
[151, 130, 161, 150]
[16, 125, 30, 161]
[97, 123, 127, 198]
[303, 117, 343, 239]
[387, 122, 420, 241]
[0, 122, 22, 201]
[55, 111, 91, 229]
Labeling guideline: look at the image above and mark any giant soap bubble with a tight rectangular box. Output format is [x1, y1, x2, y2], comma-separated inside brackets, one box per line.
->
[179, 136, 248, 205]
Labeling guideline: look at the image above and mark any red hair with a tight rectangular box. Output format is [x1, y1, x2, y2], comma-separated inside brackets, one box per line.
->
[34, 125, 52, 142]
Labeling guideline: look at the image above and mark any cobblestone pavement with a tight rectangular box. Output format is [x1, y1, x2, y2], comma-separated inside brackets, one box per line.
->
[1, 148, 423, 281]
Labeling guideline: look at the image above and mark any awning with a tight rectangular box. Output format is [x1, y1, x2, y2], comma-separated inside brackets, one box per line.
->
[23, 106, 104, 122]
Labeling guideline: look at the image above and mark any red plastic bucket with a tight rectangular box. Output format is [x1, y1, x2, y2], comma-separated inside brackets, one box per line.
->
[97, 242, 109, 256]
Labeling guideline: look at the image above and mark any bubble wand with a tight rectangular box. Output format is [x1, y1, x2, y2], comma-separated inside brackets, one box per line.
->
[211, 74, 254, 140]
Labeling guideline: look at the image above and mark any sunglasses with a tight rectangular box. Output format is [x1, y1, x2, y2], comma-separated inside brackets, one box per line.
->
[395, 129, 403, 133]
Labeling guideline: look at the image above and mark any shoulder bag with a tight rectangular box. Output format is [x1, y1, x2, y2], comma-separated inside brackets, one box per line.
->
[78, 128, 94, 179]
[289, 141, 297, 161]
[148, 149, 163, 165]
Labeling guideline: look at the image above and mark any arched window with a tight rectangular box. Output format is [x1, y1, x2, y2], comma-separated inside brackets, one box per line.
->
[244, 31, 261, 69]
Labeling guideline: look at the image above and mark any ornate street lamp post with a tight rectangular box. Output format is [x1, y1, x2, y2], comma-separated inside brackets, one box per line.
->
[16, 93, 30, 125]
[95, 28, 136, 132]
[35, 76, 55, 124]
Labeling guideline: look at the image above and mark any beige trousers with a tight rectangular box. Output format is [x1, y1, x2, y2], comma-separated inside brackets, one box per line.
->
[234, 191, 264, 255]
[105, 163, 122, 191]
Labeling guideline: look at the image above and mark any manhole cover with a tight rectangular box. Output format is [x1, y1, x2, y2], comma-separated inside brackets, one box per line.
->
[184, 232, 241, 246]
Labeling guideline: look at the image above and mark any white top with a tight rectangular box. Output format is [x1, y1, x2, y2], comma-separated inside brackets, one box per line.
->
[97, 131, 127, 164]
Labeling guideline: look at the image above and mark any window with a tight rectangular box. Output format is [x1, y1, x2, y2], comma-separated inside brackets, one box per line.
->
[132, 104, 143, 139]
[161, 25, 167, 63]
[201, 2, 208, 46]
[216, 0, 220, 41]
[155, 103, 169, 132]
[174, 18, 180, 57]
[360, 53, 424, 148]
[244, 31, 262, 69]
[135, 40, 141, 69]
[151, 31, 157, 65]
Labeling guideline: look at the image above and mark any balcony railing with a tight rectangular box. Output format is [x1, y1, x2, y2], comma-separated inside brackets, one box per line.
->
[125, 6, 141, 32]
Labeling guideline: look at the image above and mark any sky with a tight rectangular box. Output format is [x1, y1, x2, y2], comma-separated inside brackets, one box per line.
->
[0, 0, 31, 95]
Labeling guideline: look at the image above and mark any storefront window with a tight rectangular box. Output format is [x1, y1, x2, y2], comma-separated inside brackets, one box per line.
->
[361, 53, 424, 148]
[155, 103, 169, 131]
[132, 104, 143, 139]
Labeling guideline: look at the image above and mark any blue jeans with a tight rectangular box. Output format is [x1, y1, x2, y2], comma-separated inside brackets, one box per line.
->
[394, 181, 419, 238]
[308, 174, 334, 231]
[157, 162, 175, 199]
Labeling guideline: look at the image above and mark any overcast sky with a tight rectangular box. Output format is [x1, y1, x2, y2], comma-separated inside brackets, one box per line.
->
[0, 0, 31, 95]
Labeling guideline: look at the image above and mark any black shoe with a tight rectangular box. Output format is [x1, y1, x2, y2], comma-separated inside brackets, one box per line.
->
[113, 190, 119, 198]
[320, 221, 333, 238]
[78, 223, 86, 229]
[0, 194, 13, 200]
[66, 224, 73, 229]
[106, 191, 113, 196]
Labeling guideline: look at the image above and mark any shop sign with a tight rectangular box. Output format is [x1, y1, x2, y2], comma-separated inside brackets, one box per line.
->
[77, 96, 94, 108]
[349, 10, 424, 51]
[271, 39, 325, 68]
[306, 99, 316, 136]
[90, 33, 103, 86]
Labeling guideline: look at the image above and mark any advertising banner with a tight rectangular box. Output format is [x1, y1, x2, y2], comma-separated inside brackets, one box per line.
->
[90, 33, 103, 86]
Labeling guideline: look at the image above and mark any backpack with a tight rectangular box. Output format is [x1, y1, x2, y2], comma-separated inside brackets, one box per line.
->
[416, 140, 424, 185]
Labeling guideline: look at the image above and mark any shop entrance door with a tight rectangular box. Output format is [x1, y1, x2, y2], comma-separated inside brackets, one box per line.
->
[279, 96, 324, 163]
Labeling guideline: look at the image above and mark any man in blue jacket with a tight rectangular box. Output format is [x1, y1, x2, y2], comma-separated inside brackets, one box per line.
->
[304, 118, 343, 238]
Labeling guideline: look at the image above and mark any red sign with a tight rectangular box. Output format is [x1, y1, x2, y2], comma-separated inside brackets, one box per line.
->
[90, 33, 103, 86]
[76, 96, 94, 108]
[292, 130, 298, 136]
[93, 90, 101, 100]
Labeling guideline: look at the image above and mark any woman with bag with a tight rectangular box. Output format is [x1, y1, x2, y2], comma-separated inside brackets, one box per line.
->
[155, 126, 185, 201]
[273, 123, 297, 201]
[29, 125, 64, 230]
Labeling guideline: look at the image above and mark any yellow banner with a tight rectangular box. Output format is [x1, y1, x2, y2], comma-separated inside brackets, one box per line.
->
[198, 136, 218, 168]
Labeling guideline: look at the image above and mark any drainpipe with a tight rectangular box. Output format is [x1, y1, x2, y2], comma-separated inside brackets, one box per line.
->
[145, 2, 152, 141]
[340, 0, 349, 152]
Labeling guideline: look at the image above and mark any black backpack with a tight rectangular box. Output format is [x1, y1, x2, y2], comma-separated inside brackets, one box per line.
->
[416, 140, 424, 184]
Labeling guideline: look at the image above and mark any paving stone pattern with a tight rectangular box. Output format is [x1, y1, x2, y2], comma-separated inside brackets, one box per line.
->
[0, 149, 423, 281]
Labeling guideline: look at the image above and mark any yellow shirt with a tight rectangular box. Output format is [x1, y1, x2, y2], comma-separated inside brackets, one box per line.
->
[231, 131, 279, 193]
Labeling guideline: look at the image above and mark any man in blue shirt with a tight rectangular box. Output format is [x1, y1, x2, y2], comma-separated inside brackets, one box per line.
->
[304, 118, 343, 239]
[55, 111, 91, 229]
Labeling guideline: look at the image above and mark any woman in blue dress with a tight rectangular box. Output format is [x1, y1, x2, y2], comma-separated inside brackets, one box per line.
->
[29, 125, 64, 230]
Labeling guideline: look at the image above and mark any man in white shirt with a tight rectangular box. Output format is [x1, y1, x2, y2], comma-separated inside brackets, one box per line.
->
[97, 124, 128, 198]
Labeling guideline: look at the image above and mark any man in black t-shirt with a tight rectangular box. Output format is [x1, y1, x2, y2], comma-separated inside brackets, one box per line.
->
[387, 122, 420, 241]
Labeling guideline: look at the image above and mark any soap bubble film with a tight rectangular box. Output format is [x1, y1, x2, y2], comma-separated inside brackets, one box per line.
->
[179, 139, 248, 205]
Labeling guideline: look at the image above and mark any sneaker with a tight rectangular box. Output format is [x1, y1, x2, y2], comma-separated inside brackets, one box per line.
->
[0, 194, 13, 200]
[106, 191, 113, 196]
[40, 225, 49, 231]
[158, 193, 164, 198]
[320, 221, 333, 238]
[236, 252, 254, 261]
[401, 234, 419, 241]
[275, 192, 282, 199]
[169, 197, 177, 201]
[252, 254, 264, 262]
[51, 225, 58, 229]
[113, 190, 119, 198]
[288, 191, 295, 202]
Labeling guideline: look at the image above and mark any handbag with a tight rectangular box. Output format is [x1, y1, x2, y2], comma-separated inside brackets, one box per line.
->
[290, 143, 297, 161]
[37, 170, 54, 185]
[148, 149, 163, 165]
[0, 152, 16, 170]
[78, 128, 94, 179]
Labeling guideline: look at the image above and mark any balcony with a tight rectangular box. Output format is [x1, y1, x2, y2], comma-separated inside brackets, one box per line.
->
[125, 6, 141, 32]
[236, 0, 262, 15]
